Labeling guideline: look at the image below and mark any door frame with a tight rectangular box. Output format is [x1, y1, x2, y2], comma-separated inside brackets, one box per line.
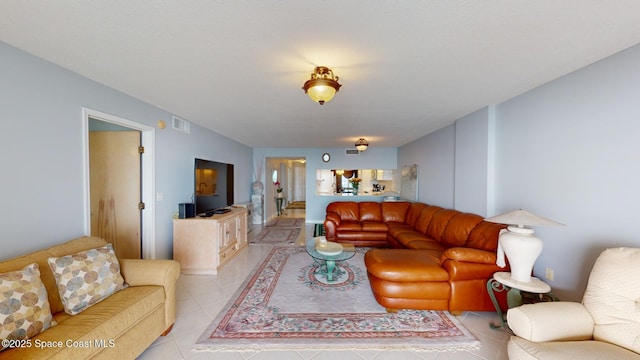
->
[82, 108, 156, 259]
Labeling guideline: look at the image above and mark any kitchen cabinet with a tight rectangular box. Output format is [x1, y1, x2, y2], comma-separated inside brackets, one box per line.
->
[376, 170, 394, 181]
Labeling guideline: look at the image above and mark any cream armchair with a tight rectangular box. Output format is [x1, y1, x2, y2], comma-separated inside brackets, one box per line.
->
[506, 247, 640, 359]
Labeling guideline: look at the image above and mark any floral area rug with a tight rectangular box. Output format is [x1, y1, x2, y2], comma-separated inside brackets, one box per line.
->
[265, 218, 305, 227]
[286, 201, 306, 209]
[195, 246, 480, 352]
[250, 228, 300, 244]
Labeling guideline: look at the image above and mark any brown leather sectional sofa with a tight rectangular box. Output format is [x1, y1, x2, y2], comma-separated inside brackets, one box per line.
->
[323, 201, 508, 313]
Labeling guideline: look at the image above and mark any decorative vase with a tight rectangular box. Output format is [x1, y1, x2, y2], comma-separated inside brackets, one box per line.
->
[353, 187, 358, 196]
[498, 226, 542, 283]
[252, 181, 264, 195]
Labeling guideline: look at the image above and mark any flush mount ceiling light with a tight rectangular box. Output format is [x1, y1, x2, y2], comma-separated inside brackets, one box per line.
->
[355, 138, 369, 152]
[302, 66, 341, 105]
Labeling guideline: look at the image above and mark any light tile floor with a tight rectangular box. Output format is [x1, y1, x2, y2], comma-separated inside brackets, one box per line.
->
[138, 209, 512, 359]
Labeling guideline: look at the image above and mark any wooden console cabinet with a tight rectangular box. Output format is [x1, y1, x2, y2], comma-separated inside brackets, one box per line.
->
[172, 207, 248, 274]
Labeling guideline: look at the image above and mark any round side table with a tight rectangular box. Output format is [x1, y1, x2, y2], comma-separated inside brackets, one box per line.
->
[487, 271, 556, 329]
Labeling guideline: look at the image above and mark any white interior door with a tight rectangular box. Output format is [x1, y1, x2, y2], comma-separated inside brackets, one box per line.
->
[89, 130, 142, 259]
[294, 164, 306, 201]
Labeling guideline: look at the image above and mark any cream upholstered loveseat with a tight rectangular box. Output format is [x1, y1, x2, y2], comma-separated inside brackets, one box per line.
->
[506, 247, 640, 359]
[0, 236, 180, 359]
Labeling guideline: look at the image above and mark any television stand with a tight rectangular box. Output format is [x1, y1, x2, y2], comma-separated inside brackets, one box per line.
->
[173, 207, 248, 275]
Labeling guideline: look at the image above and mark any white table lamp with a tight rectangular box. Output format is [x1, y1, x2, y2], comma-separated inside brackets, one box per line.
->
[485, 210, 563, 283]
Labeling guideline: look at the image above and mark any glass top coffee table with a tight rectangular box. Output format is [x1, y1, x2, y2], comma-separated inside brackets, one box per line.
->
[305, 237, 356, 282]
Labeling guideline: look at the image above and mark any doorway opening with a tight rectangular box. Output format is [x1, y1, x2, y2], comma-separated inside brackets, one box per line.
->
[82, 108, 156, 259]
[265, 157, 306, 221]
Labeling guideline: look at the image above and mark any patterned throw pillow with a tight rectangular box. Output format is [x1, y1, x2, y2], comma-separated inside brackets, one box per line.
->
[47, 244, 127, 315]
[0, 263, 56, 351]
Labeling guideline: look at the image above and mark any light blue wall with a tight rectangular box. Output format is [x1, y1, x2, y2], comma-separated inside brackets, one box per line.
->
[397, 125, 455, 208]
[0, 42, 252, 260]
[254, 147, 398, 223]
[454, 106, 494, 216]
[399, 44, 640, 301]
[494, 44, 640, 301]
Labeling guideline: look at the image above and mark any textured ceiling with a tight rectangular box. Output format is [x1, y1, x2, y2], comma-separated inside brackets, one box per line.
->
[2, 1, 640, 148]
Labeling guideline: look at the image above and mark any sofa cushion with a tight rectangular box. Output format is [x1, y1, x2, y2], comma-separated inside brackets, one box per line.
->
[361, 221, 389, 232]
[441, 247, 496, 265]
[583, 247, 640, 355]
[405, 240, 447, 254]
[336, 221, 363, 232]
[359, 202, 383, 222]
[387, 223, 414, 238]
[381, 202, 410, 223]
[404, 202, 428, 227]
[393, 231, 433, 247]
[508, 336, 640, 360]
[336, 231, 389, 242]
[16, 285, 165, 359]
[327, 202, 359, 222]
[364, 249, 449, 282]
[440, 213, 484, 247]
[466, 222, 507, 251]
[48, 244, 127, 315]
[0, 263, 55, 350]
[425, 209, 460, 241]
[413, 206, 443, 234]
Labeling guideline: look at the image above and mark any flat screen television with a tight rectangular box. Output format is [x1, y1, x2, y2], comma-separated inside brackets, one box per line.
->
[194, 158, 234, 216]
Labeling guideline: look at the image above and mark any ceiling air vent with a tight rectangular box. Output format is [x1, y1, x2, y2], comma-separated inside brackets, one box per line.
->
[345, 148, 360, 156]
[172, 116, 190, 134]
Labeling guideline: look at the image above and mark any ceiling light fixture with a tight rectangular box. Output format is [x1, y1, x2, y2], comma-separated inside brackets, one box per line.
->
[302, 66, 341, 105]
[355, 138, 369, 152]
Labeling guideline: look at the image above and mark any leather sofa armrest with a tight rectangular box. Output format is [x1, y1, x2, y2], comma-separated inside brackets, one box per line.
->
[324, 211, 341, 240]
[442, 248, 504, 281]
[507, 302, 595, 342]
[441, 247, 496, 264]
[326, 211, 341, 226]
[120, 259, 181, 331]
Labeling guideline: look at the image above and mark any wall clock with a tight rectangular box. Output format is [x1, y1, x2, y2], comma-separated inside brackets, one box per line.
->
[322, 153, 330, 162]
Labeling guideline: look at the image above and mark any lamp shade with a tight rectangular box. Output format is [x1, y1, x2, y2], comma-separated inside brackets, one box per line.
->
[305, 81, 337, 104]
[485, 209, 564, 228]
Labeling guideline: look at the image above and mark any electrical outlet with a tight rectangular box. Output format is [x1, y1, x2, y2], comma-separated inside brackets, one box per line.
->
[545, 267, 554, 282]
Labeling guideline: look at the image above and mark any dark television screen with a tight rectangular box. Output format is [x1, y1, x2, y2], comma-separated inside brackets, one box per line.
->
[194, 158, 234, 215]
